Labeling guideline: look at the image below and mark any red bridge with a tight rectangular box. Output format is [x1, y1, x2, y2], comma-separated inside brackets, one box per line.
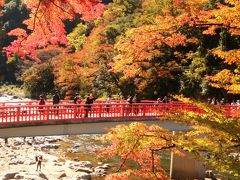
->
[0, 100, 237, 125]
[0, 100, 238, 138]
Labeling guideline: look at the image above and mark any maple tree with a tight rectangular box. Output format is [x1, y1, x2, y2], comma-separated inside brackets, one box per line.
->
[98, 96, 240, 179]
[108, 0, 210, 97]
[98, 122, 176, 179]
[2, 0, 105, 61]
[0, 0, 29, 82]
[53, 0, 139, 97]
[21, 46, 65, 98]
[53, 24, 115, 97]
[200, 0, 240, 94]
[170, 95, 240, 178]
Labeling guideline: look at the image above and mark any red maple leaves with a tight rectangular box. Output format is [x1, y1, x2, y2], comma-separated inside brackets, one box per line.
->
[3, 0, 105, 61]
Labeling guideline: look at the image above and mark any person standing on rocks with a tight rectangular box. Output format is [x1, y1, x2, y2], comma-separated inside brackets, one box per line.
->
[36, 155, 43, 171]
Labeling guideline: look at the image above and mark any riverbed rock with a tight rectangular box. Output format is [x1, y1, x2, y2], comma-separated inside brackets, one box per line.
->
[14, 173, 24, 179]
[45, 136, 64, 143]
[68, 161, 93, 170]
[2, 172, 19, 179]
[58, 172, 67, 179]
[77, 161, 93, 168]
[75, 167, 93, 173]
[34, 137, 46, 144]
[25, 137, 34, 145]
[101, 163, 111, 169]
[93, 166, 107, 176]
[76, 172, 91, 180]
[54, 162, 64, 166]
[68, 144, 81, 153]
[12, 138, 25, 146]
[9, 158, 25, 165]
[41, 143, 61, 150]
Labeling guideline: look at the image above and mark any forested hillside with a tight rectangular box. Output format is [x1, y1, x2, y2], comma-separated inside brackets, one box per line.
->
[0, 0, 240, 100]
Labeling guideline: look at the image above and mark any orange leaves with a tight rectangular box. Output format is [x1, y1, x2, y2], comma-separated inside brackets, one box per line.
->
[208, 69, 233, 86]
[213, 49, 240, 65]
[201, 1, 240, 35]
[105, 170, 133, 180]
[199, 1, 240, 94]
[7, 28, 28, 37]
[208, 69, 240, 93]
[4, 0, 105, 61]
[53, 24, 114, 91]
[208, 49, 240, 93]
[0, 0, 4, 15]
[111, 16, 188, 81]
[0, 0, 3, 6]
[98, 122, 176, 179]
[202, 25, 218, 35]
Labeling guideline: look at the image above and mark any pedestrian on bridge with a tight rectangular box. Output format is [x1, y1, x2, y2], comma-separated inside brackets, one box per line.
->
[126, 95, 133, 115]
[38, 95, 45, 113]
[53, 91, 60, 115]
[106, 95, 112, 113]
[84, 93, 94, 117]
[74, 93, 82, 117]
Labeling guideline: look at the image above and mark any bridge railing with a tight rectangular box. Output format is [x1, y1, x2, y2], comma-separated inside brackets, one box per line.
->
[0, 99, 157, 106]
[0, 102, 239, 125]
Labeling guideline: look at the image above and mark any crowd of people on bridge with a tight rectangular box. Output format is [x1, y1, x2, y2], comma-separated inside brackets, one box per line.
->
[207, 97, 240, 106]
[37, 92, 166, 117]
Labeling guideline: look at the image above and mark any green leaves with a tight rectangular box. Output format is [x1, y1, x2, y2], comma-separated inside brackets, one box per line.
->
[67, 23, 88, 51]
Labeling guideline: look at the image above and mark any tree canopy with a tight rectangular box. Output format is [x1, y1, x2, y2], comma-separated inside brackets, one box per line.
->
[1, 0, 240, 99]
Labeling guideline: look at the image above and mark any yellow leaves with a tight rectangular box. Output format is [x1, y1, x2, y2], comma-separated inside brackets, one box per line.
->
[208, 49, 240, 93]
[209, 69, 232, 85]
[174, 94, 192, 104]
[203, 1, 240, 36]
[213, 49, 240, 65]
[208, 68, 240, 93]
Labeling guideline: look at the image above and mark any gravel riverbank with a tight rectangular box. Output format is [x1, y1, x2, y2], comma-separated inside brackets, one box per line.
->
[0, 135, 111, 180]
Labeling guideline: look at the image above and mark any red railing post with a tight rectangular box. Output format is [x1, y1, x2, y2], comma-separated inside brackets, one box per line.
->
[16, 106, 20, 122]
[142, 104, 146, 116]
[74, 105, 77, 119]
[46, 106, 50, 121]
[99, 104, 102, 118]
[120, 104, 124, 117]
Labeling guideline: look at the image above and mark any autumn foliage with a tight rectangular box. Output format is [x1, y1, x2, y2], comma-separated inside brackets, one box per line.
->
[1, 0, 240, 178]
[98, 97, 240, 179]
[98, 122, 176, 179]
[3, 0, 105, 61]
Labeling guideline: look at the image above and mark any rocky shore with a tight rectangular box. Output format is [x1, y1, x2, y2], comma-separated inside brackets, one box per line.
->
[0, 135, 110, 180]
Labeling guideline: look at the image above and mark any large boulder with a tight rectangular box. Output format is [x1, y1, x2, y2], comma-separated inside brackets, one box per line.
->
[2, 172, 19, 180]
